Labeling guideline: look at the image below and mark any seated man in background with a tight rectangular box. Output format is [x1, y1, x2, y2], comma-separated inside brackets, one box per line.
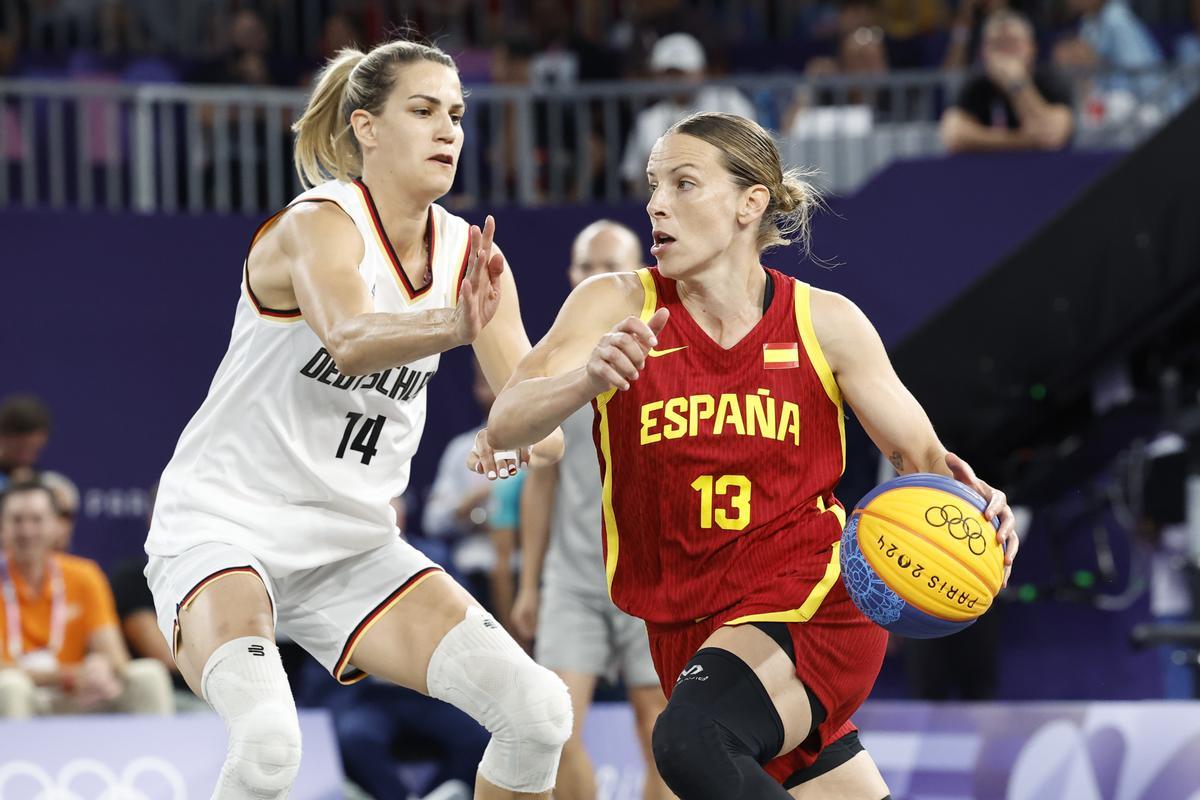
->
[0, 481, 173, 718]
[0, 395, 52, 489]
[41, 470, 79, 551]
[941, 10, 1074, 152]
[619, 32, 755, 195]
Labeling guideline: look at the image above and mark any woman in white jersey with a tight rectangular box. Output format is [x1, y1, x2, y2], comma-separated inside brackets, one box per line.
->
[145, 39, 571, 800]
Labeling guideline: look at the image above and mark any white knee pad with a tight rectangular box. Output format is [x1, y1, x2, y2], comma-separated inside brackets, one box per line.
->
[426, 606, 572, 794]
[201, 637, 302, 800]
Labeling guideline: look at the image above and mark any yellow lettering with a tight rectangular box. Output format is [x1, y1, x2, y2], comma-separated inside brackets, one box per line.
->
[662, 396, 688, 440]
[640, 400, 664, 445]
[713, 393, 746, 436]
[689, 394, 715, 437]
[777, 401, 802, 445]
[746, 389, 775, 439]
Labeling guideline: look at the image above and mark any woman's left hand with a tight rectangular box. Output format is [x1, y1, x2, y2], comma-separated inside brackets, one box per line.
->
[946, 452, 1018, 588]
[467, 427, 529, 480]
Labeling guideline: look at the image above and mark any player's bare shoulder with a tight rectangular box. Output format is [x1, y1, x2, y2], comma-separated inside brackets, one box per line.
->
[248, 201, 362, 309]
[565, 270, 646, 331]
[808, 285, 881, 376]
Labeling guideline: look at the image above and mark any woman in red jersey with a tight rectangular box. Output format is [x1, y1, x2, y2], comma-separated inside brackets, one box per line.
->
[487, 112, 1019, 800]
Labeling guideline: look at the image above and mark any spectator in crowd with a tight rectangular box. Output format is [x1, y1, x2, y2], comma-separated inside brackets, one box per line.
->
[941, 10, 1074, 152]
[0, 395, 51, 489]
[1053, 0, 1164, 74]
[0, 481, 172, 718]
[510, 221, 674, 800]
[943, 0, 1020, 68]
[785, 24, 893, 138]
[107, 482, 195, 704]
[619, 32, 755, 194]
[40, 471, 79, 551]
[422, 362, 504, 603]
[527, 0, 620, 86]
[1176, 0, 1200, 64]
[322, 670, 490, 800]
[877, 0, 951, 67]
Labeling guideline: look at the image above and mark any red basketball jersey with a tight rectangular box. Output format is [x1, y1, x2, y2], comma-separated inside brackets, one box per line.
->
[593, 267, 848, 626]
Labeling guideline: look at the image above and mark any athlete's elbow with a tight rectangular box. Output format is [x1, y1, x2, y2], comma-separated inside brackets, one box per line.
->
[326, 325, 371, 377]
[486, 403, 522, 451]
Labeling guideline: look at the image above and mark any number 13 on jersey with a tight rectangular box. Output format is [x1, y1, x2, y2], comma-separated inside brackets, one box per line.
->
[690, 474, 752, 531]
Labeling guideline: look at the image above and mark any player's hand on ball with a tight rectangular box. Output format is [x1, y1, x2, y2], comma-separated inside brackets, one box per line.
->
[467, 427, 529, 480]
[586, 307, 670, 393]
[452, 216, 505, 346]
[946, 452, 1018, 587]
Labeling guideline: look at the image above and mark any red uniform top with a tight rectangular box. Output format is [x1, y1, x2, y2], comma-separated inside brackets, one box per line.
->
[593, 267, 849, 628]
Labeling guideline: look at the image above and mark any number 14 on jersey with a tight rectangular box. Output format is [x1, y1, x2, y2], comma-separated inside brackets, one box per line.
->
[690, 474, 752, 531]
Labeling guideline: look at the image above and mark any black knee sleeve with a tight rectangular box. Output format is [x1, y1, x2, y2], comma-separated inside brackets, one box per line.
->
[651, 648, 792, 800]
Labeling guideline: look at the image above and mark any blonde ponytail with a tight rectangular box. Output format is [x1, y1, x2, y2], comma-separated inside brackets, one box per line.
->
[769, 168, 821, 255]
[293, 48, 366, 188]
[292, 39, 458, 188]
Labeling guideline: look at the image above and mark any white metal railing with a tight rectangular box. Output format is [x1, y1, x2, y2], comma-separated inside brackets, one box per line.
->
[1, 66, 1195, 215]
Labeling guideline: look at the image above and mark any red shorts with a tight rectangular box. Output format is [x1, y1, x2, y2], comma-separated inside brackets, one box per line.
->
[645, 579, 887, 783]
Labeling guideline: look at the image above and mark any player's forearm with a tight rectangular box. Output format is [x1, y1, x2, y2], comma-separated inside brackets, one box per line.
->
[942, 113, 1034, 153]
[889, 444, 951, 476]
[327, 309, 463, 376]
[488, 369, 596, 450]
[518, 468, 557, 591]
[490, 530, 517, 626]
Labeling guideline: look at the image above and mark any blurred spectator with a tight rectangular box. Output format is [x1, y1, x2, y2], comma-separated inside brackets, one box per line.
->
[941, 11, 1073, 152]
[39, 471, 78, 551]
[321, 671, 488, 800]
[944, 0, 1020, 68]
[611, 0, 723, 77]
[192, 7, 293, 86]
[785, 25, 892, 137]
[619, 32, 755, 193]
[0, 481, 172, 718]
[1054, 0, 1164, 74]
[527, 0, 620, 86]
[1177, 0, 1200, 64]
[421, 363, 499, 604]
[878, 0, 951, 68]
[487, 469, 525, 633]
[0, 1, 19, 76]
[0, 395, 51, 489]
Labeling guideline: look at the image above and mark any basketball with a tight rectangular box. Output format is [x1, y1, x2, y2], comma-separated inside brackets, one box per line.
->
[839, 474, 1004, 638]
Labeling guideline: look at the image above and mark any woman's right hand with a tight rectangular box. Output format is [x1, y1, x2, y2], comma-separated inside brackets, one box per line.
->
[585, 307, 669, 393]
[453, 216, 506, 346]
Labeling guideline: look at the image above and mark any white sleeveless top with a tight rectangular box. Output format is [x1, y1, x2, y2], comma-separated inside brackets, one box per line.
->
[145, 179, 472, 576]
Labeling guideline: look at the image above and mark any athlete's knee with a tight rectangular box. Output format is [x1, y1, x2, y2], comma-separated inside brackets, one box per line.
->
[225, 700, 303, 793]
[652, 701, 733, 789]
[426, 606, 572, 793]
[202, 637, 302, 798]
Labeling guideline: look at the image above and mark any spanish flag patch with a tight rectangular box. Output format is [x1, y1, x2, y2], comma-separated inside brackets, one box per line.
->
[763, 342, 799, 369]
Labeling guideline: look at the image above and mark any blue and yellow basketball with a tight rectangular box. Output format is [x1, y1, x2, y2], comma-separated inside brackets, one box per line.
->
[839, 473, 1004, 638]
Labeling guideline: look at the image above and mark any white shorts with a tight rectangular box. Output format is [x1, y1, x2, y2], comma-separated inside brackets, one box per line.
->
[146, 537, 440, 684]
[534, 583, 658, 688]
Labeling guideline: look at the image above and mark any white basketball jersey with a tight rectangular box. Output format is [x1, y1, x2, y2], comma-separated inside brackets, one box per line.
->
[146, 179, 471, 575]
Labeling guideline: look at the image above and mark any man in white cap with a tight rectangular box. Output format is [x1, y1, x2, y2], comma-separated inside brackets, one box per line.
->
[619, 32, 756, 193]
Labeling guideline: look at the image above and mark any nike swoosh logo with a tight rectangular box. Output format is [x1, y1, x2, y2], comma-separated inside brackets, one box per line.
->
[647, 346, 688, 358]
